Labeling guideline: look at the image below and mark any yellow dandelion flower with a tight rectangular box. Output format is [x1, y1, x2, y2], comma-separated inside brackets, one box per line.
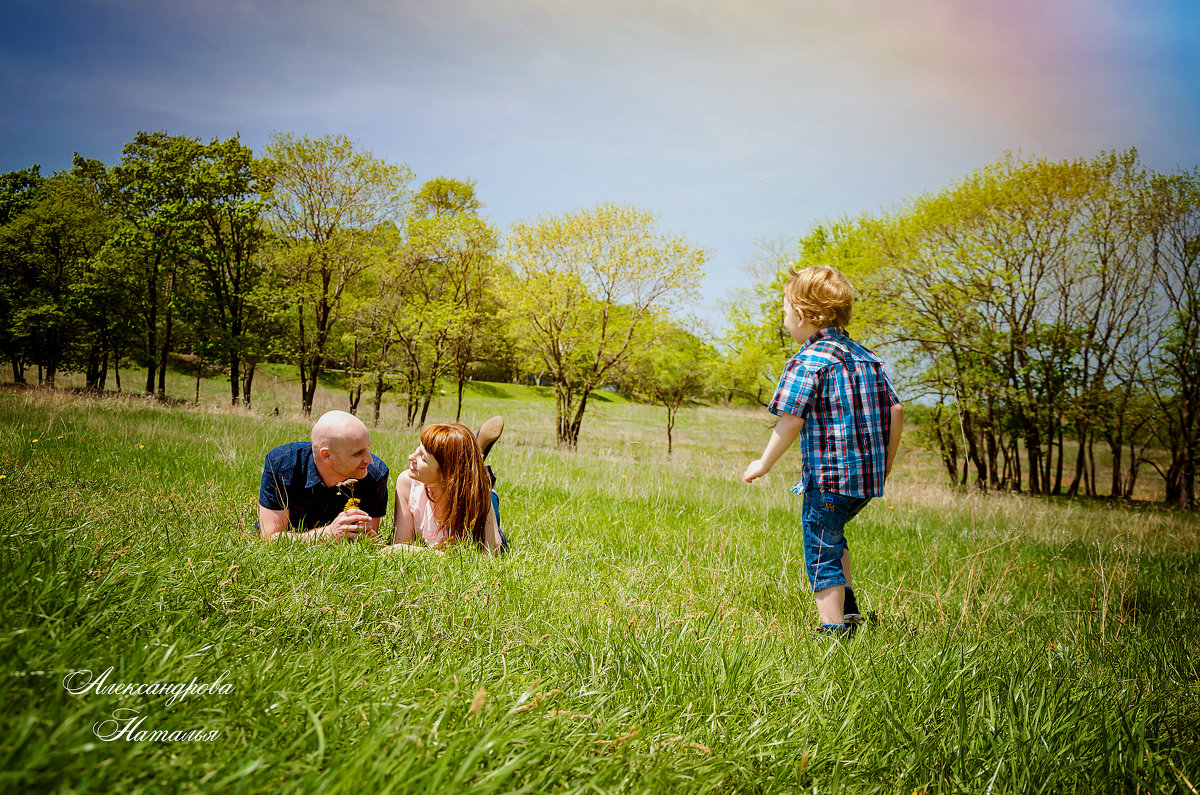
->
[138, 445, 145, 449]
[57, 435, 63, 439]
[32, 439, 38, 443]
[0, 475, 7, 480]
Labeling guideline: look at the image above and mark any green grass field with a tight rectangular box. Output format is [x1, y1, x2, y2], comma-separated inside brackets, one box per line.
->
[1, 381, 1198, 793]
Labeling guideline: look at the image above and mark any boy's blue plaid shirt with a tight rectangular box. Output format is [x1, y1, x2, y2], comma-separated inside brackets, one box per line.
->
[768, 326, 900, 498]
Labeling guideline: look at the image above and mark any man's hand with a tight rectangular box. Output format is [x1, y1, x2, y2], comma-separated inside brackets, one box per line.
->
[321, 508, 377, 542]
[743, 458, 770, 483]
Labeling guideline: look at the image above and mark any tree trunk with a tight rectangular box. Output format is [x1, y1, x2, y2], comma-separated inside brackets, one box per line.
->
[933, 413, 958, 485]
[241, 360, 255, 408]
[45, 334, 58, 388]
[1009, 437, 1022, 494]
[229, 314, 242, 406]
[985, 425, 999, 490]
[666, 405, 676, 457]
[419, 386, 434, 426]
[1024, 427, 1041, 495]
[229, 353, 241, 407]
[456, 370, 467, 423]
[85, 339, 102, 390]
[1068, 419, 1087, 497]
[373, 373, 386, 427]
[555, 385, 588, 449]
[1180, 442, 1196, 511]
[145, 261, 158, 395]
[98, 345, 108, 390]
[1053, 422, 1065, 495]
[1109, 437, 1123, 499]
[962, 411, 987, 491]
[1086, 435, 1097, 498]
[300, 353, 319, 417]
[157, 270, 175, 399]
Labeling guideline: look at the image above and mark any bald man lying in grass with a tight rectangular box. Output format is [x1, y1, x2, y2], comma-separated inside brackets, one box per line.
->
[257, 410, 390, 543]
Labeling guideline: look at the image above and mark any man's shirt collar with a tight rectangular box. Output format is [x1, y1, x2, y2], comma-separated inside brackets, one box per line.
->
[303, 446, 325, 489]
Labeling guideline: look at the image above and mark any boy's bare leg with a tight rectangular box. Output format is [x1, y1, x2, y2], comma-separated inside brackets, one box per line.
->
[814, 585, 845, 625]
[814, 550, 853, 625]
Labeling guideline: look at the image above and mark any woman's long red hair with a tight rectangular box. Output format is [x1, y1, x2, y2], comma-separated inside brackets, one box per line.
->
[420, 423, 492, 545]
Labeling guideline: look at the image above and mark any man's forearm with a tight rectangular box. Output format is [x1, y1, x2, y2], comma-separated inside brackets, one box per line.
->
[262, 521, 331, 543]
[262, 510, 380, 544]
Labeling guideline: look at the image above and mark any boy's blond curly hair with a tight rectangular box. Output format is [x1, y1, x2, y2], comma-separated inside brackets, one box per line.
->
[784, 265, 855, 329]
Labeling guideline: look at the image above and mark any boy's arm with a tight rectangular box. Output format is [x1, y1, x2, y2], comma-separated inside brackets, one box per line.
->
[743, 412, 804, 483]
[885, 403, 903, 478]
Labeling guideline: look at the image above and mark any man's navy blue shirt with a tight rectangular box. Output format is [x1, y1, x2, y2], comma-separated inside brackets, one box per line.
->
[258, 441, 389, 530]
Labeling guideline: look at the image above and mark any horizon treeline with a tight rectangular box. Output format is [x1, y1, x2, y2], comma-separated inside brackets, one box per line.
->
[1, 134, 1197, 506]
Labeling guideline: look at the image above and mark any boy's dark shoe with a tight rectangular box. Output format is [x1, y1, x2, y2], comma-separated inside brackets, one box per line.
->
[476, 416, 504, 460]
[816, 623, 854, 640]
[843, 586, 861, 625]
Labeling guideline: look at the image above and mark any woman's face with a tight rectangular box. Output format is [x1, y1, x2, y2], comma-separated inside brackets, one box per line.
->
[407, 443, 442, 487]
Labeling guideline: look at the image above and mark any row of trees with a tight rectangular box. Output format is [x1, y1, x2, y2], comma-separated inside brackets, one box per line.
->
[7, 136, 1196, 505]
[0, 131, 719, 449]
[726, 150, 1199, 508]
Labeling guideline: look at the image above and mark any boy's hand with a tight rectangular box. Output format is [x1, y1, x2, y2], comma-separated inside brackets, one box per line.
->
[743, 459, 770, 483]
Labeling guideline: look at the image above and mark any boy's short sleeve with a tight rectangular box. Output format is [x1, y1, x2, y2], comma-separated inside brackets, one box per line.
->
[880, 369, 901, 407]
[768, 356, 820, 419]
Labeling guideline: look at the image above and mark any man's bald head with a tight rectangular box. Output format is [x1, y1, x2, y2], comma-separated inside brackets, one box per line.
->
[311, 410, 368, 452]
[311, 411, 373, 485]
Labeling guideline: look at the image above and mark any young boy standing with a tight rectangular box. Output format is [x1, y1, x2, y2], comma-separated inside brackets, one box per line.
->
[743, 265, 903, 637]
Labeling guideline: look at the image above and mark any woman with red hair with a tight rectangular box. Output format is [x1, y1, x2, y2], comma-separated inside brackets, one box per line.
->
[381, 418, 507, 555]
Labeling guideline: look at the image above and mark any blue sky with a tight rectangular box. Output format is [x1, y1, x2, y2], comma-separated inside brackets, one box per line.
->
[2, 0, 1197, 324]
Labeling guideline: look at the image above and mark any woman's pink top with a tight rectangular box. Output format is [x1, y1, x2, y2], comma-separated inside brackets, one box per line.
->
[408, 480, 447, 548]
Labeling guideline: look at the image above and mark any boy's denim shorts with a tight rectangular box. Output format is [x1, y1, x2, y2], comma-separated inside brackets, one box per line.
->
[801, 486, 871, 591]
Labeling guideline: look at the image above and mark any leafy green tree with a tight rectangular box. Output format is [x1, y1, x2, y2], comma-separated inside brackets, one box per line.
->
[108, 131, 198, 398]
[869, 154, 1107, 493]
[0, 167, 115, 387]
[624, 321, 716, 455]
[0, 165, 44, 382]
[178, 136, 272, 406]
[502, 203, 707, 448]
[390, 178, 498, 426]
[1146, 169, 1200, 509]
[262, 133, 413, 416]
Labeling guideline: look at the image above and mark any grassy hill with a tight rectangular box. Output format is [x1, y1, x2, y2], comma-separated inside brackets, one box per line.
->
[1, 383, 1197, 793]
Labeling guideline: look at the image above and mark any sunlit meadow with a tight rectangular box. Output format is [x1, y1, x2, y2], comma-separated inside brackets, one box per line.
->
[1, 376, 1197, 793]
